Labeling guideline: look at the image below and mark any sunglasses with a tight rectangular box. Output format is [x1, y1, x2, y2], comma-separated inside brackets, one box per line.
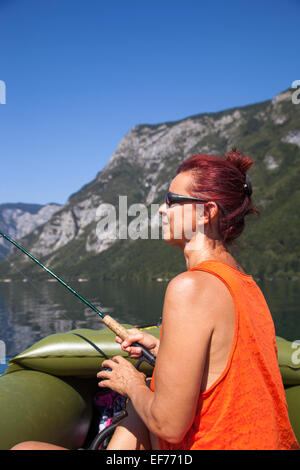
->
[165, 192, 230, 215]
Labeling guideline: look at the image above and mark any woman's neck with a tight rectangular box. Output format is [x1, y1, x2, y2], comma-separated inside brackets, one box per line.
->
[183, 233, 239, 271]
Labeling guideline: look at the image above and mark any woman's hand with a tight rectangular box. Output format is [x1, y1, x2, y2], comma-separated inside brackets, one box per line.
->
[115, 328, 160, 358]
[97, 356, 147, 397]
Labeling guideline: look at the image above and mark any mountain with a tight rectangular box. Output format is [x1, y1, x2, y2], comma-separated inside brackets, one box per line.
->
[0, 203, 61, 260]
[0, 88, 299, 282]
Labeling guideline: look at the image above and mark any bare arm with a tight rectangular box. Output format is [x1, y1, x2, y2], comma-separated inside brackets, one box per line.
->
[126, 271, 217, 443]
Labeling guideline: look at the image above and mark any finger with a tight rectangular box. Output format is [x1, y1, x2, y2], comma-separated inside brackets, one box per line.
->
[120, 345, 141, 359]
[125, 345, 142, 356]
[98, 380, 111, 389]
[102, 359, 117, 369]
[97, 369, 111, 379]
[122, 334, 143, 348]
[116, 329, 140, 345]
[112, 355, 127, 364]
[121, 344, 142, 355]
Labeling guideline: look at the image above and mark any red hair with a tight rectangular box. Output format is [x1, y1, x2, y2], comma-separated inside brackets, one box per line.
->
[177, 148, 260, 244]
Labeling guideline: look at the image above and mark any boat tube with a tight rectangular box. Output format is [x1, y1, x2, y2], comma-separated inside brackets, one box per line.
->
[0, 326, 299, 449]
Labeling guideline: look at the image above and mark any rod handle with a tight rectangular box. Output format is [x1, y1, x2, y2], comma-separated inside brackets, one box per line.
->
[102, 315, 130, 340]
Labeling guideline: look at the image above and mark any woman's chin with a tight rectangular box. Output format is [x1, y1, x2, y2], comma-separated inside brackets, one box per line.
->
[162, 231, 184, 247]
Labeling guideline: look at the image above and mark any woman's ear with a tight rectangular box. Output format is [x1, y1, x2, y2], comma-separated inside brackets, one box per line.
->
[203, 202, 219, 226]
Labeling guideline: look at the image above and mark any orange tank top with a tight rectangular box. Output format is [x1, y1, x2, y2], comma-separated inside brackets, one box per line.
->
[150, 260, 299, 450]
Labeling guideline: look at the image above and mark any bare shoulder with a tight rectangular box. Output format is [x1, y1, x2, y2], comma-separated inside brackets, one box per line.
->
[164, 269, 235, 324]
[166, 269, 230, 299]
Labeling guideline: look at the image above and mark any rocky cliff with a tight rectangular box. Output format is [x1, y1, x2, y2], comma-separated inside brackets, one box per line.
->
[0, 203, 61, 260]
[1, 88, 299, 281]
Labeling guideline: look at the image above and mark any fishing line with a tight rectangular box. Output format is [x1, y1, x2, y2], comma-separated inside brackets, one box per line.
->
[72, 333, 109, 359]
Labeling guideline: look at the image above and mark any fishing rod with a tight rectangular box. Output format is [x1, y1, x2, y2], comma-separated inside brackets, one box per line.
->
[0, 230, 156, 367]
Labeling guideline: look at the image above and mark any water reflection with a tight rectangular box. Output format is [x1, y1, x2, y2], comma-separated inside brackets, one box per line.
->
[0, 279, 166, 358]
[0, 278, 299, 361]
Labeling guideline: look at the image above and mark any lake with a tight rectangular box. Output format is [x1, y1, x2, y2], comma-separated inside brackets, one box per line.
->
[0, 277, 299, 374]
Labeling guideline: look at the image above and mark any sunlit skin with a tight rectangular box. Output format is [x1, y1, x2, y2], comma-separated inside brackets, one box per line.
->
[11, 170, 242, 450]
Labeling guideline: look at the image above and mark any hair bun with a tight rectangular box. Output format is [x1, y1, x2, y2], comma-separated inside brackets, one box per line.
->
[225, 147, 254, 175]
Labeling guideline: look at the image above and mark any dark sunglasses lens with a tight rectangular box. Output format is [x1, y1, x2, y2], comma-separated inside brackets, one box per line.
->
[165, 193, 171, 206]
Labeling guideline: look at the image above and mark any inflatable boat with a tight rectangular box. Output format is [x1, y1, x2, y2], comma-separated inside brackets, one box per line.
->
[0, 326, 299, 450]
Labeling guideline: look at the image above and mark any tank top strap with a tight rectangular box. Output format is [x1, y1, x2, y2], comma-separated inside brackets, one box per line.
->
[189, 259, 252, 277]
[188, 259, 253, 291]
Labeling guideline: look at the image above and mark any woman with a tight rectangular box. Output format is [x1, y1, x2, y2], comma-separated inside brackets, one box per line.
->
[12, 149, 299, 450]
[98, 149, 298, 450]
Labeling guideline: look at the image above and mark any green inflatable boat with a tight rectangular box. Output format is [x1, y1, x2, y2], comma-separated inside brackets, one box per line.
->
[0, 326, 299, 450]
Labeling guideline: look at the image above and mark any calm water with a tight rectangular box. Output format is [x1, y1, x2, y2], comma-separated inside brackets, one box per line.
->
[0, 277, 299, 374]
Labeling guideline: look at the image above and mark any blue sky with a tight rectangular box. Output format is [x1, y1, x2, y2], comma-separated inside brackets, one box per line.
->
[0, 0, 299, 204]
